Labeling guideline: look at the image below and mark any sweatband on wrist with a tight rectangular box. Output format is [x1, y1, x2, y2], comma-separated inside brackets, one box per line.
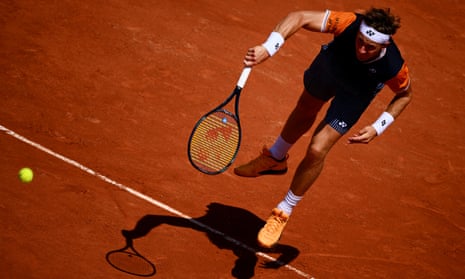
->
[262, 31, 285, 56]
[371, 112, 394, 135]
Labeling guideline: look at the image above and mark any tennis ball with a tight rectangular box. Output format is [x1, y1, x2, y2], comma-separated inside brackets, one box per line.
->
[18, 167, 34, 183]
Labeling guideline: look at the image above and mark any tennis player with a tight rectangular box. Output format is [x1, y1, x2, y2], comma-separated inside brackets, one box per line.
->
[234, 8, 412, 248]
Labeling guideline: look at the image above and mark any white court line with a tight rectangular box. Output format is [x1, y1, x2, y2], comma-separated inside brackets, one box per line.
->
[0, 124, 314, 279]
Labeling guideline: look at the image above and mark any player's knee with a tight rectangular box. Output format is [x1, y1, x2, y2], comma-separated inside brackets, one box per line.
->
[304, 144, 327, 163]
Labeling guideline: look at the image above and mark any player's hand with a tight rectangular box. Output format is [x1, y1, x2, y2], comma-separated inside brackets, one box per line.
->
[347, 126, 377, 144]
[243, 45, 270, 66]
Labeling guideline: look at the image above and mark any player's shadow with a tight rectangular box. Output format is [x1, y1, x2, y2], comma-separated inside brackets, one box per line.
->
[121, 202, 300, 278]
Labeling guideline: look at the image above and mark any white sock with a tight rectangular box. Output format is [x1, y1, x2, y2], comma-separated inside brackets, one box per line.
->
[277, 190, 303, 216]
[269, 135, 293, 160]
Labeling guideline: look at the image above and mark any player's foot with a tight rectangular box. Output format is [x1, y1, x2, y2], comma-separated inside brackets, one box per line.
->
[257, 208, 289, 248]
[234, 146, 288, 177]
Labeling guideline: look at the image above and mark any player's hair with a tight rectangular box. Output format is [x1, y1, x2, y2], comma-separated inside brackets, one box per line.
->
[364, 7, 401, 35]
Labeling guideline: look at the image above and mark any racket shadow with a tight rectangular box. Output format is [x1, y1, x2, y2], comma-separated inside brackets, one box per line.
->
[117, 203, 300, 278]
[106, 235, 156, 277]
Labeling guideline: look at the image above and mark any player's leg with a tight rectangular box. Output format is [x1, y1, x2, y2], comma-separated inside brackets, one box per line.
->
[257, 89, 377, 248]
[289, 121, 343, 196]
[257, 121, 342, 248]
[288, 89, 377, 196]
[234, 90, 325, 177]
[280, 89, 326, 145]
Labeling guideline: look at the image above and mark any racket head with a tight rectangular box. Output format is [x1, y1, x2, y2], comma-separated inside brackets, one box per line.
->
[188, 109, 241, 175]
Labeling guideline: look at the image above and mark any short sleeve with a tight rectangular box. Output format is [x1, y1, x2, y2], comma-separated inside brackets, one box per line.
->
[386, 63, 411, 93]
[322, 10, 357, 36]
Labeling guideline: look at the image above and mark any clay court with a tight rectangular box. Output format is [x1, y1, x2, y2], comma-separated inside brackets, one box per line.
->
[1, 0, 465, 278]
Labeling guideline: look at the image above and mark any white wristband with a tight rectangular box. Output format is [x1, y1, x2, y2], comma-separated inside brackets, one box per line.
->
[371, 112, 394, 135]
[262, 32, 285, 56]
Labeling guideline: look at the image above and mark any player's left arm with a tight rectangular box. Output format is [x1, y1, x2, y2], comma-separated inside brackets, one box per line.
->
[348, 64, 412, 144]
[384, 82, 412, 119]
[383, 63, 412, 118]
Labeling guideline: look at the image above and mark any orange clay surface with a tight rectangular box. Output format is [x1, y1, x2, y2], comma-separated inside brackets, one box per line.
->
[1, 1, 465, 278]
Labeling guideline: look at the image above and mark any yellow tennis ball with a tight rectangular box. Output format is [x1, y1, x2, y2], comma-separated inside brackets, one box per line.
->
[18, 167, 34, 183]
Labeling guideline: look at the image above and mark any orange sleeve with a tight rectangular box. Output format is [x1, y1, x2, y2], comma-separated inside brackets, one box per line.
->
[386, 63, 411, 93]
[322, 11, 357, 36]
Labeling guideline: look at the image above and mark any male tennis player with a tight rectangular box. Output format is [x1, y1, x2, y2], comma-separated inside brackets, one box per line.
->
[234, 8, 412, 248]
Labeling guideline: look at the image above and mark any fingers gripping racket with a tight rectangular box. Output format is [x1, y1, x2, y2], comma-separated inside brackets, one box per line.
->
[188, 67, 252, 175]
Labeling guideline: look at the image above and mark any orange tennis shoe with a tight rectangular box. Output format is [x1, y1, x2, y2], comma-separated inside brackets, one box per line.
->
[233, 146, 288, 177]
[257, 208, 289, 248]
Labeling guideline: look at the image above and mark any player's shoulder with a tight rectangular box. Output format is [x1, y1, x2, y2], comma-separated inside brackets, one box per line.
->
[323, 10, 358, 35]
[379, 41, 407, 81]
[386, 40, 404, 59]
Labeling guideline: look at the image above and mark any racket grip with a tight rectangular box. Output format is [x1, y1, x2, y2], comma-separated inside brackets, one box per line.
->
[237, 67, 252, 89]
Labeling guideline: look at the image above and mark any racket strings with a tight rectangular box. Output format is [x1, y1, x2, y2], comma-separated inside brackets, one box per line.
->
[190, 111, 239, 173]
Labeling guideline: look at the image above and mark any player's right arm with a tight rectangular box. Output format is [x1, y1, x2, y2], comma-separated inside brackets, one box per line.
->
[274, 11, 327, 38]
[244, 11, 326, 66]
[244, 10, 356, 66]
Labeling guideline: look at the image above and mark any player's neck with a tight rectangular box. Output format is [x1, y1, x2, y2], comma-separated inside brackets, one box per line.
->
[361, 48, 387, 64]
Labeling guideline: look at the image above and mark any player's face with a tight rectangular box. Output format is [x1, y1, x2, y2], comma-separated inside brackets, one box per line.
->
[355, 32, 385, 61]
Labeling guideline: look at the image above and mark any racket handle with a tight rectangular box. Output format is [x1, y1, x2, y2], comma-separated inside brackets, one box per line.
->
[237, 67, 252, 89]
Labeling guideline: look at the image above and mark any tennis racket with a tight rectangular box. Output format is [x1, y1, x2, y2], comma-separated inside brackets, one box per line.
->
[188, 67, 252, 175]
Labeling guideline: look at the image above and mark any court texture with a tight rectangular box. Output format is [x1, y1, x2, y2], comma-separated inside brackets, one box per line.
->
[1, 0, 464, 278]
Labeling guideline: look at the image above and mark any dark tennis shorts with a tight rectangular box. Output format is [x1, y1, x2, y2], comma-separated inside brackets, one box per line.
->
[303, 55, 383, 134]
